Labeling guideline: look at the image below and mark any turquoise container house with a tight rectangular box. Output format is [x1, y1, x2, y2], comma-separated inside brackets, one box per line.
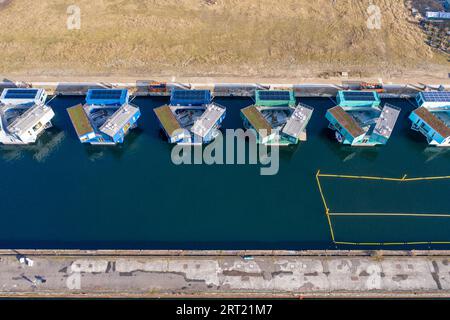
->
[337, 90, 381, 108]
[326, 91, 400, 146]
[409, 91, 450, 147]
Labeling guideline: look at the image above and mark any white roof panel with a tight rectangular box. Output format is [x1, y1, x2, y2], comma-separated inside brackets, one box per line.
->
[99, 104, 140, 138]
[191, 103, 225, 138]
[282, 103, 314, 138]
[7, 104, 54, 135]
[373, 103, 401, 139]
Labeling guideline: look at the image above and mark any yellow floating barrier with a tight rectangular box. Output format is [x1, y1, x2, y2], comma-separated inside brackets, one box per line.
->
[315, 170, 450, 246]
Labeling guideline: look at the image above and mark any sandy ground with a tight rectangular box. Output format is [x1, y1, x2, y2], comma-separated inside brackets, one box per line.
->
[3, 73, 449, 86]
[0, 0, 448, 82]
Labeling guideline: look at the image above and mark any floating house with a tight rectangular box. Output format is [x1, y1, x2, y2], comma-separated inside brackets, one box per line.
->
[0, 88, 55, 144]
[409, 91, 450, 147]
[67, 89, 141, 145]
[154, 89, 226, 144]
[240, 90, 314, 145]
[325, 91, 400, 146]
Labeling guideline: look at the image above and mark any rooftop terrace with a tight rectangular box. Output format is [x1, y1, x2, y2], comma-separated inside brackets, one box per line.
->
[328, 106, 365, 138]
[154, 105, 182, 137]
[241, 106, 273, 137]
[67, 104, 94, 137]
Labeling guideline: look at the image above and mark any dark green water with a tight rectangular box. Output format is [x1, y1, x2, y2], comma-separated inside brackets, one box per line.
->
[0, 96, 449, 250]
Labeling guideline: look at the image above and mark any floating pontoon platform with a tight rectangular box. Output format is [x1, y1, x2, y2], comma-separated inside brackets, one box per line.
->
[154, 89, 226, 144]
[240, 90, 314, 145]
[67, 89, 140, 145]
[0, 88, 55, 145]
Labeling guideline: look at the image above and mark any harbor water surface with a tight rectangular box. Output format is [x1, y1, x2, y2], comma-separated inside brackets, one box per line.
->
[1, 96, 449, 250]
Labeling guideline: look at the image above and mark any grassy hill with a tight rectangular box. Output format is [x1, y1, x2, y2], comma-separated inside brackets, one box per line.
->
[0, 0, 447, 80]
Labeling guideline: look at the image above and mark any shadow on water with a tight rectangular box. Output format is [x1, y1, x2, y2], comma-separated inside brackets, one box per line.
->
[83, 127, 143, 161]
[0, 127, 65, 162]
[320, 128, 381, 163]
[401, 122, 450, 162]
[156, 128, 172, 147]
[279, 143, 301, 162]
[423, 147, 450, 163]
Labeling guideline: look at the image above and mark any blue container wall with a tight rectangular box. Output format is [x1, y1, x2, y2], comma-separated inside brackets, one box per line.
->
[416, 94, 425, 108]
[79, 132, 111, 144]
[86, 89, 129, 106]
[112, 130, 124, 143]
[84, 135, 107, 144]
[79, 132, 93, 143]
[169, 135, 183, 144]
[325, 111, 357, 144]
[111, 110, 141, 143]
[409, 111, 445, 144]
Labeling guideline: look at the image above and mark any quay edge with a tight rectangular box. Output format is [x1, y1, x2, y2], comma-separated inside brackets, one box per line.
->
[1, 250, 450, 298]
[0, 81, 449, 98]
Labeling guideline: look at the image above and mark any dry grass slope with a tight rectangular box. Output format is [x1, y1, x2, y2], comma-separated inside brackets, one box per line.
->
[0, 0, 447, 80]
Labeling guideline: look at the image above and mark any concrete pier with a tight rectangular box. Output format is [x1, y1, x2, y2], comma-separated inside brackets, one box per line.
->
[1, 250, 450, 298]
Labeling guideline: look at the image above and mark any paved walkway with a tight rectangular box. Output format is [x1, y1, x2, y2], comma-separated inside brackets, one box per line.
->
[1, 81, 440, 97]
[1, 252, 450, 297]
